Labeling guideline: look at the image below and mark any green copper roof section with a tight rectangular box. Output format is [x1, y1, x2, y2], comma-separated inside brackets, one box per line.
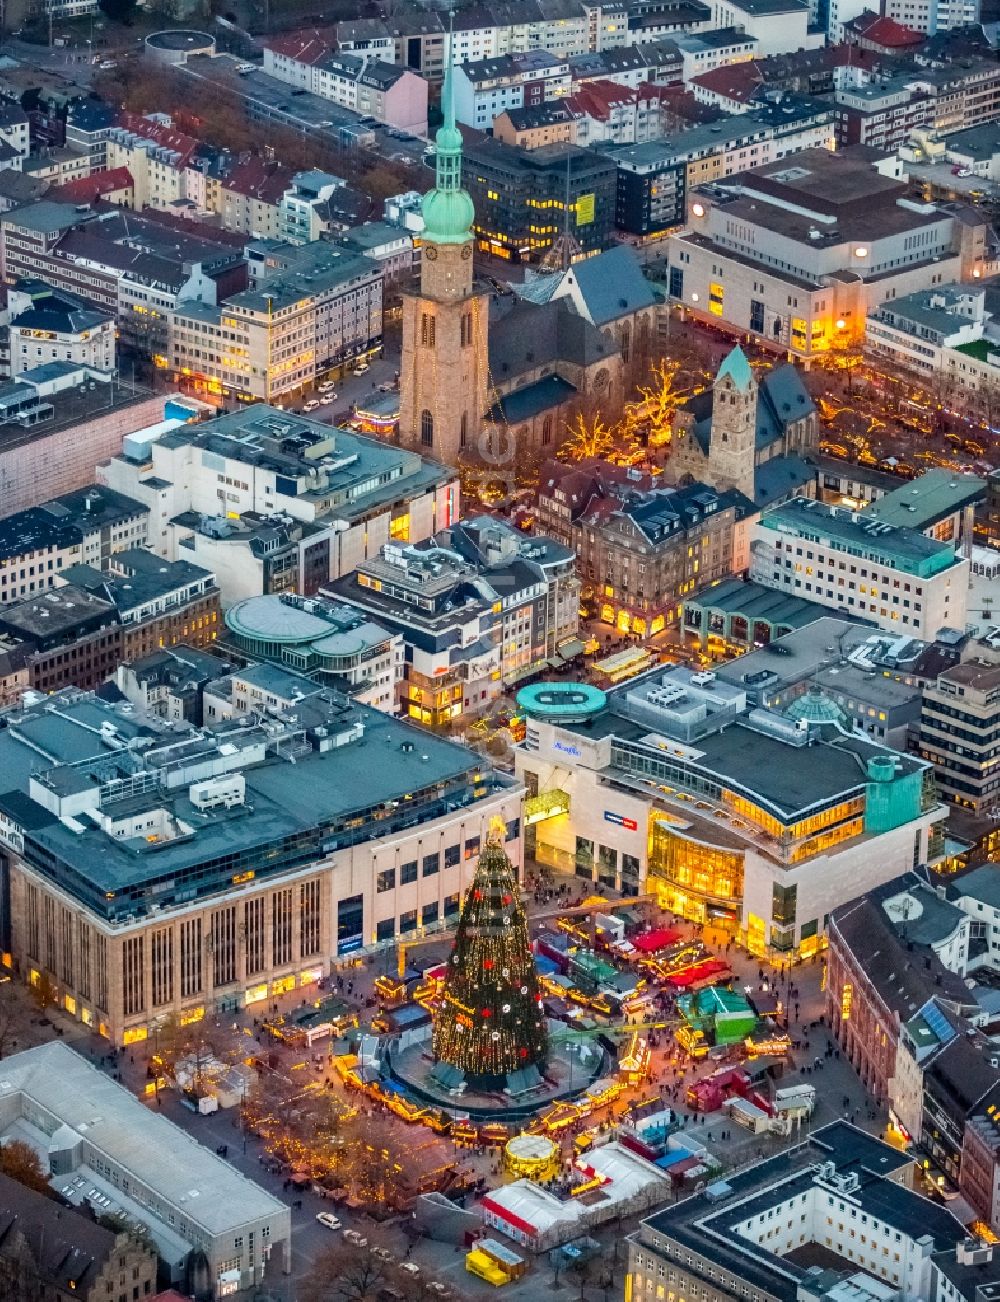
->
[717, 345, 754, 391]
[421, 23, 475, 245]
[786, 685, 847, 728]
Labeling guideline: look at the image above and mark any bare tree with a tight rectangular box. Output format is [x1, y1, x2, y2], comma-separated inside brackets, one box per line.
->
[29, 971, 58, 1016]
[299, 1241, 389, 1302]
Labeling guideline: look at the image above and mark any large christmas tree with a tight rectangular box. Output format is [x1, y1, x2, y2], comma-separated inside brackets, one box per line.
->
[432, 824, 547, 1085]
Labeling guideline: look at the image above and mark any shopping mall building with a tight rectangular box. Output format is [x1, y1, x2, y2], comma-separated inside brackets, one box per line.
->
[514, 669, 947, 958]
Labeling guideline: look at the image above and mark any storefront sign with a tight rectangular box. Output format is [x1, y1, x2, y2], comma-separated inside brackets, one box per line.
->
[604, 811, 638, 831]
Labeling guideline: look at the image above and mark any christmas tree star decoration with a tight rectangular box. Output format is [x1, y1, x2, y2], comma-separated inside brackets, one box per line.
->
[432, 834, 547, 1084]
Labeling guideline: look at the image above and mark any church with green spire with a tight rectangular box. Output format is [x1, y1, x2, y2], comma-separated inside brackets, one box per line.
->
[398, 32, 489, 463]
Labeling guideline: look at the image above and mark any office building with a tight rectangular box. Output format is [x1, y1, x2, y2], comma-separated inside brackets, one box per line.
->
[331, 515, 579, 715]
[667, 147, 988, 358]
[0, 1042, 289, 1296]
[0, 687, 521, 1041]
[628, 1120, 985, 1302]
[0, 204, 247, 356]
[867, 285, 1000, 419]
[861, 468, 985, 547]
[0, 485, 148, 606]
[223, 594, 403, 711]
[98, 405, 458, 586]
[609, 109, 837, 238]
[750, 497, 969, 639]
[463, 138, 617, 262]
[167, 239, 382, 404]
[515, 660, 946, 952]
[919, 651, 1000, 814]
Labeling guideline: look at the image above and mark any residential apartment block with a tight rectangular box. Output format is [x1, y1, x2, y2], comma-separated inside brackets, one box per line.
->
[263, 32, 428, 135]
[454, 51, 573, 130]
[0, 485, 148, 606]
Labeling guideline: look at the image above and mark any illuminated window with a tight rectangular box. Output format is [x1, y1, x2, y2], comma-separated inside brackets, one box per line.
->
[420, 409, 434, 447]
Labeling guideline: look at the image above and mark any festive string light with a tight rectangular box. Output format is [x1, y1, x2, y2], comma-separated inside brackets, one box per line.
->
[431, 835, 548, 1083]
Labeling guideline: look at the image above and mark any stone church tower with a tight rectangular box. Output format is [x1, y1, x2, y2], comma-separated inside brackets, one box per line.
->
[399, 41, 489, 464]
[707, 345, 757, 500]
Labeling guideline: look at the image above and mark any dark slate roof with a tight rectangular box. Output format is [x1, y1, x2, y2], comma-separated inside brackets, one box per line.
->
[682, 360, 815, 456]
[13, 285, 110, 336]
[565, 243, 658, 326]
[950, 863, 1000, 911]
[831, 888, 976, 1024]
[752, 453, 814, 507]
[0, 1170, 120, 1293]
[759, 363, 816, 439]
[488, 374, 577, 424]
[488, 296, 615, 380]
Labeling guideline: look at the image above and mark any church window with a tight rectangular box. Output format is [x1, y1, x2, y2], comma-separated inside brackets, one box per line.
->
[420, 313, 435, 347]
[460, 413, 468, 447]
[620, 324, 630, 363]
[542, 415, 553, 446]
[420, 410, 434, 447]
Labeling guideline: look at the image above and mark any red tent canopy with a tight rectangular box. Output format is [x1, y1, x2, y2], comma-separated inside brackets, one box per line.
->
[631, 928, 680, 953]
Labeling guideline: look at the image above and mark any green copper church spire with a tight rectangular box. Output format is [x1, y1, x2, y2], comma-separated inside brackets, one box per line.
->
[421, 13, 475, 245]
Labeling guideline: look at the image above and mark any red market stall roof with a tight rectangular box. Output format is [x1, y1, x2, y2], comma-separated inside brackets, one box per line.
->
[632, 928, 681, 954]
[665, 960, 730, 988]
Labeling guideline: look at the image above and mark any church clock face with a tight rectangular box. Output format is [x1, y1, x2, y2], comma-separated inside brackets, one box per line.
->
[461, 245, 472, 260]
[425, 246, 438, 260]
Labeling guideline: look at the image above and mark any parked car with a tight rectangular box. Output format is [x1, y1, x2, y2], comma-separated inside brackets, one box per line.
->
[399, 1263, 421, 1276]
[303, 399, 322, 412]
[343, 1230, 368, 1247]
[316, 1213, 342, 1231]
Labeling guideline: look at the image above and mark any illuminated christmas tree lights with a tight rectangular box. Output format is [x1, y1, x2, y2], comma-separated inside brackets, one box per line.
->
[432, 822, 547, 1084]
